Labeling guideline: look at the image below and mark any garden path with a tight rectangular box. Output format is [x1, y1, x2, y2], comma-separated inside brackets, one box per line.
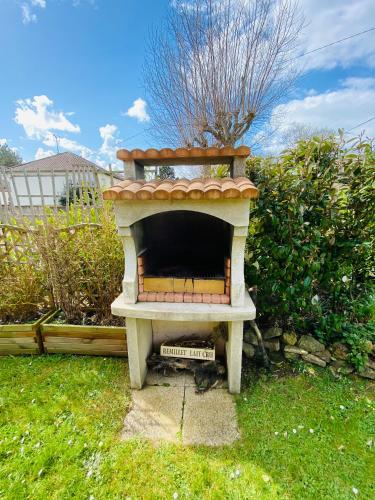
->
[121, 372, 239, 446]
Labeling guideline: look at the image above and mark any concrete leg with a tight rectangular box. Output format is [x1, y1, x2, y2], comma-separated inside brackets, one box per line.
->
[126, 318, 153, 389]
[226, 320, 243, 394]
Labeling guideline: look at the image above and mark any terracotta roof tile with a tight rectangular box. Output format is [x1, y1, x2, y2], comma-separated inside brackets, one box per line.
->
[170, 179, 190, 200]
[103, 177, 258, 201]
[117, 146, 250, 166]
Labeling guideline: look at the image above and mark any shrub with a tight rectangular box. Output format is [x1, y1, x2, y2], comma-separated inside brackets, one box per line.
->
[34, 204, 124, 325]
[0, 231, 49, 323]
[341, 321, 375, 371]
[246, 133, 375, 346]
[76, 206, 124, 324]
[0, 262, 49, 323]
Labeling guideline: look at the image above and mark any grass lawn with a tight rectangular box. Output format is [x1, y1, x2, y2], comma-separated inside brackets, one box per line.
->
[0, 356, 374, 499]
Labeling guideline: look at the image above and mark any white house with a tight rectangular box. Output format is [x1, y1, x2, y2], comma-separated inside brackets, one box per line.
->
[4, 152, 123, 210]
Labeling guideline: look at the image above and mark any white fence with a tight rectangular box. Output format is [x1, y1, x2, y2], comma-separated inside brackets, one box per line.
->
[0, 164, 117, 224]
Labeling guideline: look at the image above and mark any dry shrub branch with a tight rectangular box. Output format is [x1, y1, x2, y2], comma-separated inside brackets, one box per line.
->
[0, 225, 50, 323]
[33, 205, 124, 325]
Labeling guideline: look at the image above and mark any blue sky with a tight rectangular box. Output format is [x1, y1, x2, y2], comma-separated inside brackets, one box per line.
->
[1, 0, 374, 167]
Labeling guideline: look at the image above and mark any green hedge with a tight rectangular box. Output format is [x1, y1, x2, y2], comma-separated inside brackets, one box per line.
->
[245, 133, 375, 354]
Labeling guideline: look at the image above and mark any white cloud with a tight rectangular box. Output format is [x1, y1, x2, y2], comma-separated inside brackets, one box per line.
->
[21, 0, 46, 24]
[21, 4, 37, 24]
[14, 96, 122, 167]
[41, 127, 121, 168]
[34, 147, 54, 160]
[0, 139, 7, 146]
[72, 0, 97, 6]
[299, 0, 375, 70]
[42, 132, 93, 158]
[15, 95, 80, 140]
[258, 77, 375, 153]
[31, 0, 46, 7]
[125, 98, 150, 123]
[14, 94, 100, 161]
[99, 124, 119, 160]
[20, 1, 96, 25]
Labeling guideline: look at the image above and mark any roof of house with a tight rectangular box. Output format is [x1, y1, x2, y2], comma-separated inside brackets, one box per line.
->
[103, 176, 258, 201]
[11, 152, 123, 178]
[117, 146, 251, 166]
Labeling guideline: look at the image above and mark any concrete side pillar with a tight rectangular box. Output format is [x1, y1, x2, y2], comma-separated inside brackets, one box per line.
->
[119, 227, 138, 304]
[123, 160, 145, 180]
[230, 226, 247, 306]
[231, 157, 246, 177]
[226, 320, 243, 394]
[126, 317, 153, 389]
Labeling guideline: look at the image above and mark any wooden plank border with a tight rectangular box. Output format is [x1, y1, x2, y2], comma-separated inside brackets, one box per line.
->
[0, 310, 55, 355]
[41, 311, 127, 357]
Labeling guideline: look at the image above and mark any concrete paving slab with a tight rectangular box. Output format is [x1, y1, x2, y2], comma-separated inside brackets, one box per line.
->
[183, 373, 196, 387]
[122, 386, 184, 443]
[182, 387, 239, 446]
[145, 370, 186, 387]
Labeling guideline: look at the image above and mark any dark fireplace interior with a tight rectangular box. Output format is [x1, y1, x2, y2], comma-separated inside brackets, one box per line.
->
[134, 211, 232, 278]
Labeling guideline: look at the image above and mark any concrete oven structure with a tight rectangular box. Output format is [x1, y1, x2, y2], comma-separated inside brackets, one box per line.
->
[103, 146, 258, 393]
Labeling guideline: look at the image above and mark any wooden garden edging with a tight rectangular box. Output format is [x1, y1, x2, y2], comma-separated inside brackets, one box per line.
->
[40, 311, 127, 357]
[0, 310, 53, 355]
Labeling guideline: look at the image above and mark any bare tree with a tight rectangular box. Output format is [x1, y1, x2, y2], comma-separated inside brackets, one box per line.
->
[145, 0, 303, 147]
[251, 121, 335, 155]
[280, 123, 334, 149]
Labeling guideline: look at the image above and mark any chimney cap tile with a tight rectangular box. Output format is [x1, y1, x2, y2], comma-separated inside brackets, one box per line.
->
[117, 145, 250, 166]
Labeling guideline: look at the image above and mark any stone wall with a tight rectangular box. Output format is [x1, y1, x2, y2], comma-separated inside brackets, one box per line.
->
[243, 326, 375, 380]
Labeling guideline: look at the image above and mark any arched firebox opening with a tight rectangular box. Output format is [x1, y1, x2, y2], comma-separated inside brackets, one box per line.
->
[134, 210, 232, 279]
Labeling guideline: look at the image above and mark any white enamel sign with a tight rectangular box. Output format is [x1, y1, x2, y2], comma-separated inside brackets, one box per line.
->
[160, 345, 215, 361]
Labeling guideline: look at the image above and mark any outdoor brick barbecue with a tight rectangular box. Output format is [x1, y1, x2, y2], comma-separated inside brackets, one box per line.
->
[103, 146, 258, 393]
